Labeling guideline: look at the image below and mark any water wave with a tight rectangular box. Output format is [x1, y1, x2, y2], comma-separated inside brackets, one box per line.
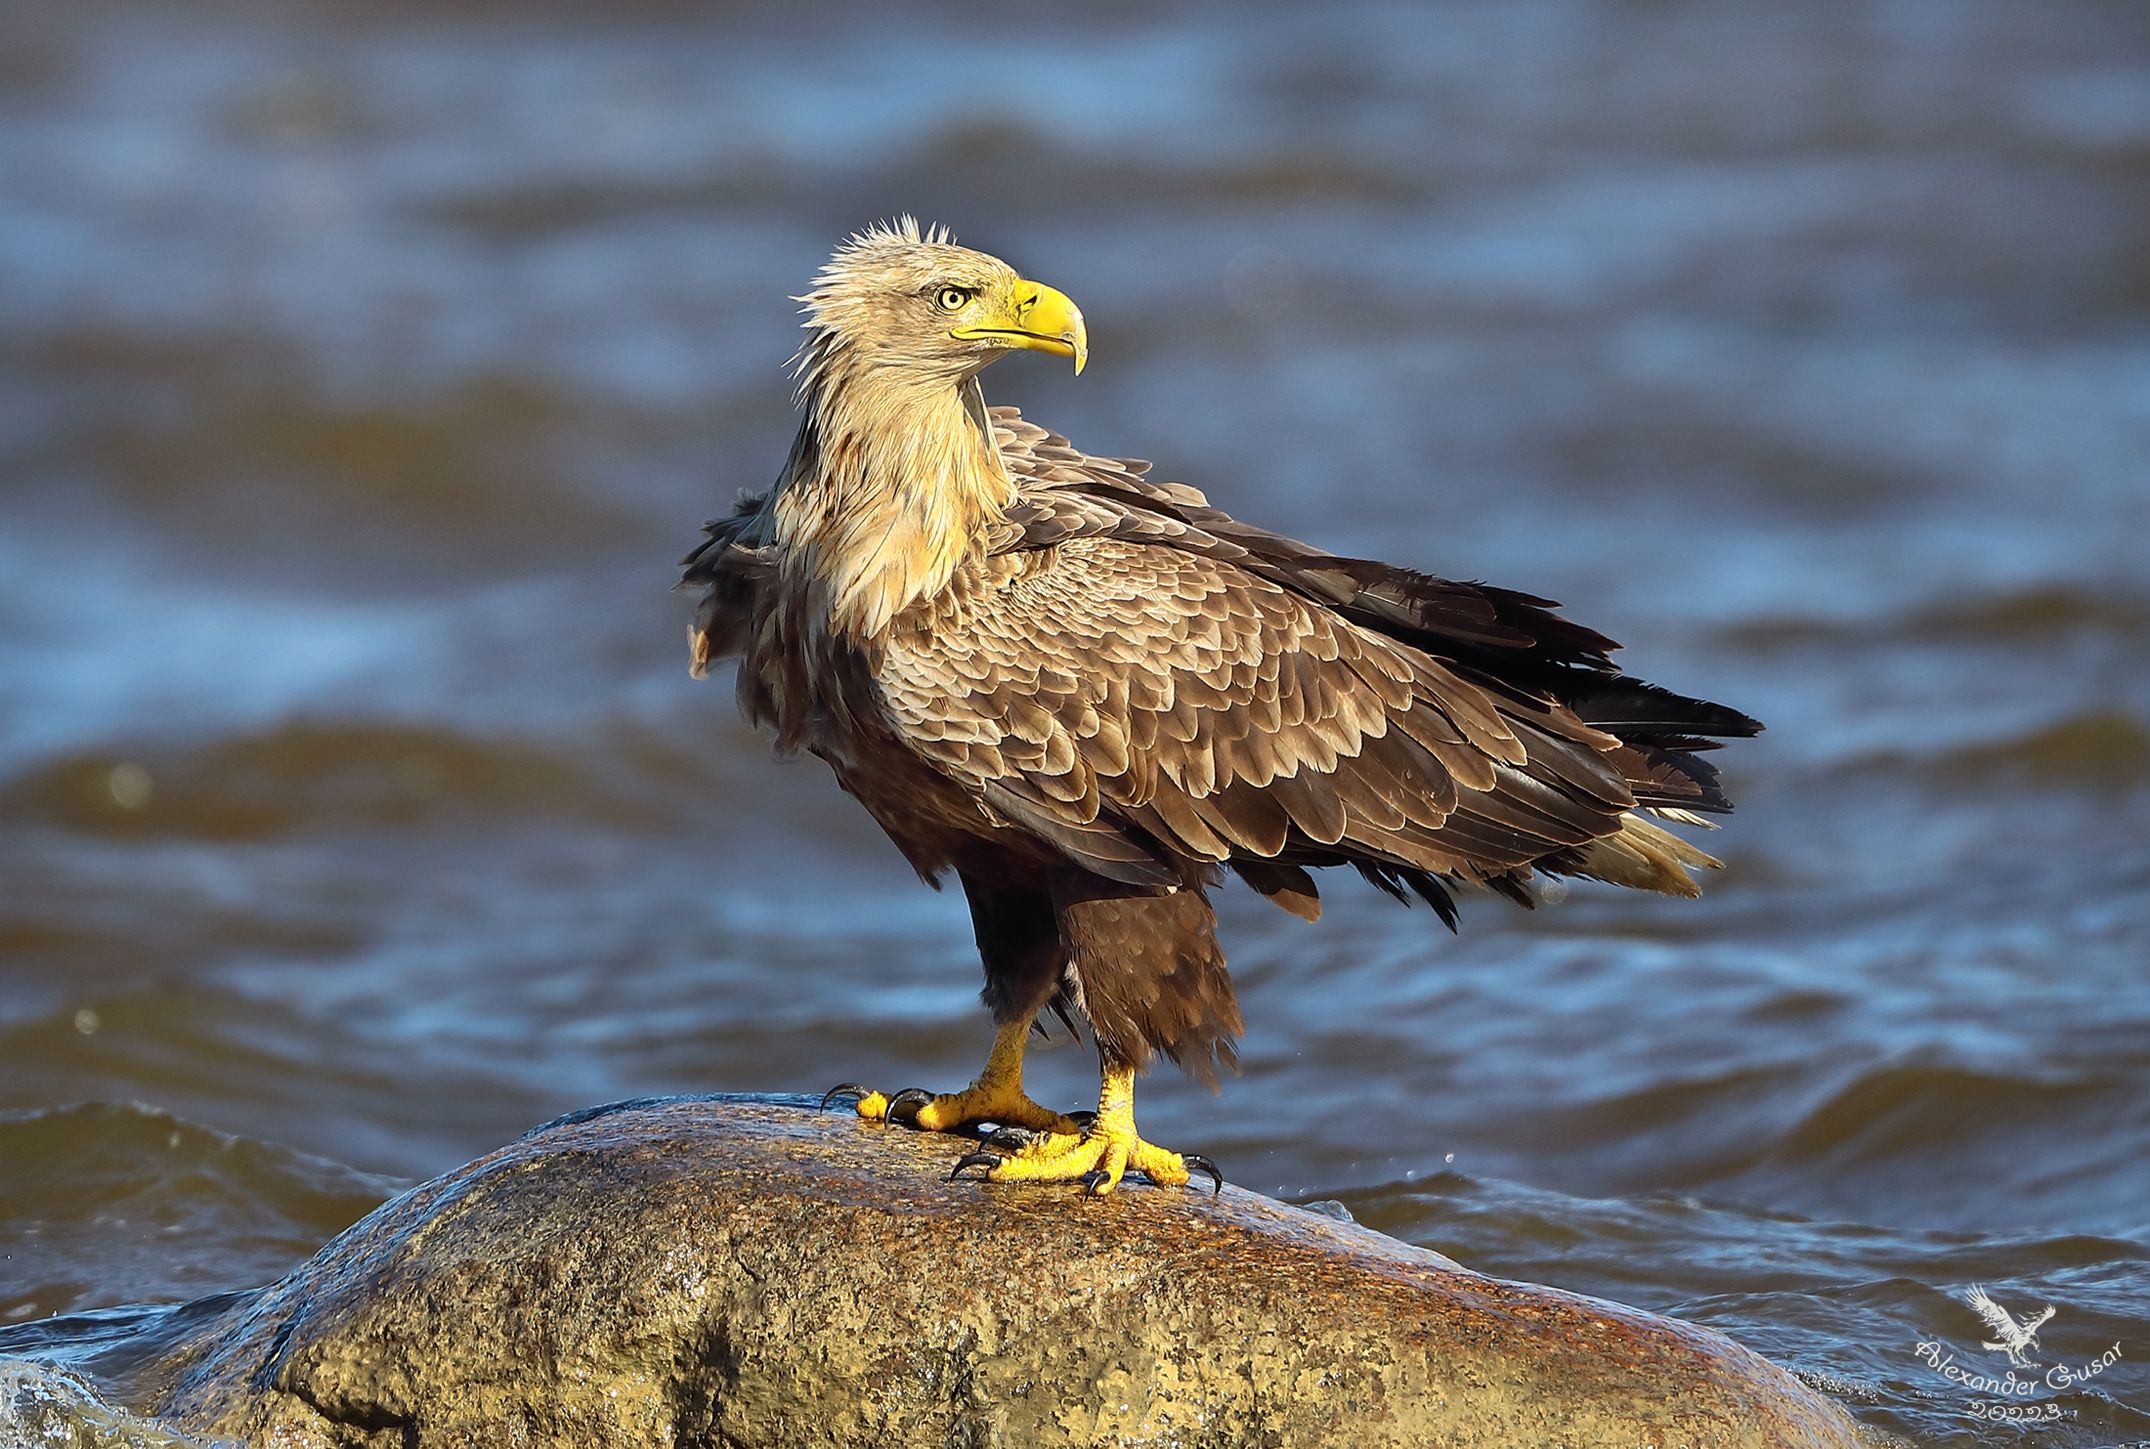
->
[32, 362, 657, 582]
[1849, 711, 2150, 789]
[1723, 584, 2150, 652]
[0, 722, 686, 842]
[0, 1104, 397, 1323]
[0, 1358, 206, 1449]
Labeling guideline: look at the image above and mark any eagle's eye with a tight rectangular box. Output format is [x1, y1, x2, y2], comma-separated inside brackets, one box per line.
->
[936, 286, 972, 312]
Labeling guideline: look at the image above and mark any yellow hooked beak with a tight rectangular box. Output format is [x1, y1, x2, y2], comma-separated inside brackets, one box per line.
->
[951, 279, 1088, 375]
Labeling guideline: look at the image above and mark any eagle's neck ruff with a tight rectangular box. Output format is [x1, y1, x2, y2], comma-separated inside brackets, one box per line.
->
[775, 361, 1012, 640]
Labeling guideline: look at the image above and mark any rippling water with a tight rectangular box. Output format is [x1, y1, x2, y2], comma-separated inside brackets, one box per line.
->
[3, 1, 2149, 1443]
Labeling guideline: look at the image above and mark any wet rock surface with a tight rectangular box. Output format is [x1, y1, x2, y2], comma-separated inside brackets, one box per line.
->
[94, 1095, 1869, 1447]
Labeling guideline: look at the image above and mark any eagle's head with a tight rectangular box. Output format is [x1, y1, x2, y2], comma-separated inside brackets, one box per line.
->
[795, 218, 1087, 392]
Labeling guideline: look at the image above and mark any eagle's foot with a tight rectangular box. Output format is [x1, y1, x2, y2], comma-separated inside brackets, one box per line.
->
[872, 1079, 1081, 1135]
[950, 1127, 1220, 1196]
[819, 1021, 1080, 1135]
[950, 1062, 1221, 1197]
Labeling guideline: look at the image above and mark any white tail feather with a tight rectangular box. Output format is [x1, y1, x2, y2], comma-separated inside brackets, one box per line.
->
[1573, 813, 1722, 897]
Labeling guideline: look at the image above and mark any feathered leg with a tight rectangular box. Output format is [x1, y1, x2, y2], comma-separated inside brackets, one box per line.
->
[944, 872, 1232, 1194]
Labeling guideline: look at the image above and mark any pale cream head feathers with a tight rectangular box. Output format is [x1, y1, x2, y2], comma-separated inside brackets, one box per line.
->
[793, 218, 1087, 401]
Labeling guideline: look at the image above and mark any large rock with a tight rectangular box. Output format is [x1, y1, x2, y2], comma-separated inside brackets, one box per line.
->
[112, 1094, 1867, 1448]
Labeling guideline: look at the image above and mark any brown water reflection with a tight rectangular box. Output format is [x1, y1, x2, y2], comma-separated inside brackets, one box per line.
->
[2, 1, 2149, 1444]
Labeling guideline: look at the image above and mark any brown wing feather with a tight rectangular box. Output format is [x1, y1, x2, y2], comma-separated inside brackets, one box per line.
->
[983, 406, 1760, 853]
[879, 527, 1632, 900]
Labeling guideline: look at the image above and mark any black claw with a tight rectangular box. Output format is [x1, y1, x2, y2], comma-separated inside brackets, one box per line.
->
[884, 1087, 934, 1124]
[1183, 1154, 1224, 1197]
[1079, 1169, 1113, 1196]
[1066, 1110, 1097, 1130]
[984, 1126, 1035, 1153]
[949, 1150, 1003, 1182]
[820, 1083, 870, 1111]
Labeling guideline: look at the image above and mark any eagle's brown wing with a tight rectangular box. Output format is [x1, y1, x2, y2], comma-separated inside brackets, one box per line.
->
[986, 408, 1755, 787]
[884, 527, 1642, 907]
[869, 413, 1749, 924]
[993, 407, 1759, 844]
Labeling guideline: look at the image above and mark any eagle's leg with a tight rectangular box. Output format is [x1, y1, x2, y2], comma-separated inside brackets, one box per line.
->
[821, 1017, 1081, 1135]
[947, 875, 1231, 1194]
[950, 1057, 1220, 1197]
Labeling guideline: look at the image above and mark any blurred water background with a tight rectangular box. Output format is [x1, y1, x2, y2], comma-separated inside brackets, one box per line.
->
[2, 1, 2148, 1444]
